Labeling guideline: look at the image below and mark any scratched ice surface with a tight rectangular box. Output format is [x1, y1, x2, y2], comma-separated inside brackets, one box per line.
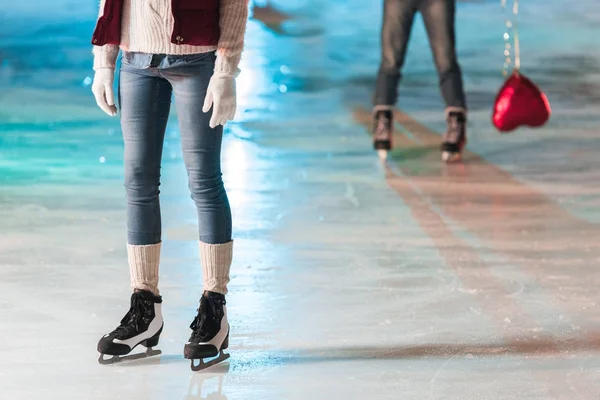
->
[2, 0, 600, 399]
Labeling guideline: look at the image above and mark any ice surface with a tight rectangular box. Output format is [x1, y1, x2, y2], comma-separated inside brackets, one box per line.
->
[2, 0, 600, 399]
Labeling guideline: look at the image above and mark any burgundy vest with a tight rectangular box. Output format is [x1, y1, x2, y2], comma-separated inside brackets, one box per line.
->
[91, 0, 221, 47]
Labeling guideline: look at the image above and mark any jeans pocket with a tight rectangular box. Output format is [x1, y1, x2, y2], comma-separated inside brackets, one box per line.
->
[122, 51, 132, 64]
[122, 52, 154, 69]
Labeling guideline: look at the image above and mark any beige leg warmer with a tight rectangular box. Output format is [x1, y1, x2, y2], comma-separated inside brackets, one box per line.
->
[127, 243, 161, 296]
[200, 241, 233, 295]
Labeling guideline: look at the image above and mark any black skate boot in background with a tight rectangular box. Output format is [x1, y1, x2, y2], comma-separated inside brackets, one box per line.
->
[97, 290, 164, 364]
[441, 110, 467, 163]
[184, 291, 230, 371]
[373, 107, 393, 159]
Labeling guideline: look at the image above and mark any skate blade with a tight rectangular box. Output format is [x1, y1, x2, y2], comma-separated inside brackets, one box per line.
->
[377, 149, 388, 160]
[442, 151, 462, 163]
[98, 348, 162, 365]
[190, 351, 230, 372]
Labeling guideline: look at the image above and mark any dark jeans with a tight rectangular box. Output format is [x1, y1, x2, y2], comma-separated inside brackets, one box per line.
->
[119, 51, 232, 246]
[374, 0, 467, 109]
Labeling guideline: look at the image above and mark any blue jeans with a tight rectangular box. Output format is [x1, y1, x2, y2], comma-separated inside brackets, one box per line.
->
[119, 51, 232, 245]
[374, 0, 467, 109]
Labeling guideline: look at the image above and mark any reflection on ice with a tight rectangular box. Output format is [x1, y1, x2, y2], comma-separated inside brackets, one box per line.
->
[186, 365, 230, 400]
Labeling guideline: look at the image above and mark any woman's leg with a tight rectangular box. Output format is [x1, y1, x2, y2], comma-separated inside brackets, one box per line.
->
[119, 54, 172, 295]
[165, 53, 233, 296]
[374, 0, 419, 107]
[373, 0, 418, 153]
[162, 52, 232, 368]
[420, 0, 466, 111]
[97, 54, 172, 363]
[420, 0, 467, 162]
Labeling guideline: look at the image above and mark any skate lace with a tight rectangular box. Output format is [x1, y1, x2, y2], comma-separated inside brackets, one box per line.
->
[190, 296, 219, 341]
[114, 293, 147, 337]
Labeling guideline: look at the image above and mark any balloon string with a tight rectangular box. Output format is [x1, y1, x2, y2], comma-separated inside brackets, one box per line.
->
[501, 0, 520, 73]
[513, 0, 520, 70]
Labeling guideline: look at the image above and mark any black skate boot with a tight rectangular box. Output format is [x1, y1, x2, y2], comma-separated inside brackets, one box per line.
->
[97, 289, 164, 364]
[441, 111, 467, 163]
[184, 291, 230, 371]
[373, 108, 393, 159]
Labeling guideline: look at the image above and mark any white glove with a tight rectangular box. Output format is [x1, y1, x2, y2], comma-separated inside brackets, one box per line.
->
[202, 73, 237, 128]
[92, 68, 117, 117]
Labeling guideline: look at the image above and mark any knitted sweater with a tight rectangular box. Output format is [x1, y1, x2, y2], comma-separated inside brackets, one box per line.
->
[92, 0, 248, 75]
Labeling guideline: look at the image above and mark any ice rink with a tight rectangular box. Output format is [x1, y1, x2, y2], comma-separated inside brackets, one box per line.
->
[2, 0, 600, 398]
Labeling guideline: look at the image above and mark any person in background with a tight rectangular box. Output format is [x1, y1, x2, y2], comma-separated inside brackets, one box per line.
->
[373, 0, 467, 162]
[90, 0, 248, 370]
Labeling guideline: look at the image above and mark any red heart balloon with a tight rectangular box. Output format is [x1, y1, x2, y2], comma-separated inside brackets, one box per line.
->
[492, 71, 552, 133]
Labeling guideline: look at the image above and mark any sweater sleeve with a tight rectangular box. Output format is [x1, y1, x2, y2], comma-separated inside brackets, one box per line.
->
[214, 0, 249, 75]
[92, 0, 120, 70]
